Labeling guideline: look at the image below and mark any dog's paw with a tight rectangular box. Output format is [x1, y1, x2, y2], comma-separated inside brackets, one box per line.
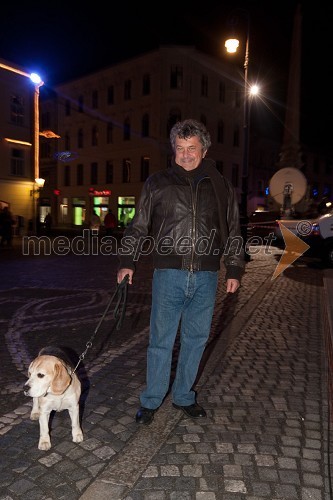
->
[38, 438, 51, 450]
[72, 431, 83, 443]
[30, 411, 40, 421]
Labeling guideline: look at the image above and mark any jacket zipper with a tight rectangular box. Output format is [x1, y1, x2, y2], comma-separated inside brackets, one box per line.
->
[189, 176, 203, 272]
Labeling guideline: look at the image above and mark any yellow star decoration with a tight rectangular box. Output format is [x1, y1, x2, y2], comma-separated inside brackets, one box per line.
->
[272, 223, 310, 280]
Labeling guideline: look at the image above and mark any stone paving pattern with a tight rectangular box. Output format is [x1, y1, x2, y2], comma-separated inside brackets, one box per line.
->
[0, 240, 331, 499]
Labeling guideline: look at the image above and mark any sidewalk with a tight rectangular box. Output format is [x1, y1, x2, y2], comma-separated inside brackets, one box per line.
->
[0, 246, 330, 499]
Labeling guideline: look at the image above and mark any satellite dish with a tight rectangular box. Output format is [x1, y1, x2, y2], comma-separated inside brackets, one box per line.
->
[269, 168, 307, 207]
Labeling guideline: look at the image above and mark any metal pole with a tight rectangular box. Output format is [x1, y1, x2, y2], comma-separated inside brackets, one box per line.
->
[33, 83, 41, 235]
[241, 17, 250, 218]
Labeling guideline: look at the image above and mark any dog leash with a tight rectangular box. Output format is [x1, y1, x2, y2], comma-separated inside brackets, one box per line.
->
[72, 274, 129, 374]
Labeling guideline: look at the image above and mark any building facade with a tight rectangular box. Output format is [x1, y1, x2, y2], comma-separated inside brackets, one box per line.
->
[42, 46, 247, 229]
[0, 59, 36, 234]
[2, 48, 332, 236]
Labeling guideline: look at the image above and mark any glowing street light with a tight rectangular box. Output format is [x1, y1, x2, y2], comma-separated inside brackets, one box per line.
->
[225, 11, 254, 218]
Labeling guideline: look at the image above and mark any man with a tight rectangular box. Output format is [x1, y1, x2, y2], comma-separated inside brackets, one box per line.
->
[117, 119, 245, 425]
[104, 208, 117, 236]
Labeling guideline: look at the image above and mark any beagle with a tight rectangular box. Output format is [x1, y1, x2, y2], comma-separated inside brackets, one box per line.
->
[24, 347, 83, 450]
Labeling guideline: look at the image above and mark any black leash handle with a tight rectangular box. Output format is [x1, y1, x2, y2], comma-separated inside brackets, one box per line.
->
[72, 274, 129, 373]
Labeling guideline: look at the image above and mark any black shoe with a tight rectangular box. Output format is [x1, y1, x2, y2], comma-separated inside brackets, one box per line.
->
[173, 403, 207, 418]
[135, 407, 156, 425]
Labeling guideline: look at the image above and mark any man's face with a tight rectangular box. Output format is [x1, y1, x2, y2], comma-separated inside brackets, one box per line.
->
[174, 136, 206, 171]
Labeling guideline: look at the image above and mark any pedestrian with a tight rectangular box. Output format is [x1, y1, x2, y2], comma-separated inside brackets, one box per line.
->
[117, 118, 245, 425]
[104, 208, 117, 236]
[44, 213, 52, 234]
[90, 210, 101, 233]
[0, 206, 15, 248]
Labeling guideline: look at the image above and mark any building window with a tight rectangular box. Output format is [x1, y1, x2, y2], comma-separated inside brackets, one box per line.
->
[142, 74, 151, 95]
[142, 114, 149, 137]
[141, 156, 150, 181]
[78, 128, 83, 148]
[65, 132, 70, 150]
[233, 126, 240, 147]
[10, 95, 24, 126]
[78, 95, 84, 113]
[106, 161, 113, 183]
[90, 162, 98, 184]
[123, 118, 130, 141]
[107, 122, 113, 144]
[167, 109, 181, 137]
[219, 82, 225, 103]
[200, 114, 207, 126]
[107, 85, 114, 105]
[10, 148, 24, 176]
[170, 66, 183, 89]
[122, 159, 131, 183]
[124, 80, 132, 100]
[232, 163, 239, 188]
[201, 75, 208, 97]
[217, 120, 224, 144]
[92, 90, 98, 109]
[64, 165, 70, 186]
[77, 164, 84, 185]
[92, 126, 98, 146]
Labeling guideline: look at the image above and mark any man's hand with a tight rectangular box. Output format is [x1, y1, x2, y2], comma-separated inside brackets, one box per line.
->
[117, 268, 134, 285]
[226, 279, 240, 293]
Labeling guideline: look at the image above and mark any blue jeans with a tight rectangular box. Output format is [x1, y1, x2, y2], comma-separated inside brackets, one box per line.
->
[140, 269, 218, 409]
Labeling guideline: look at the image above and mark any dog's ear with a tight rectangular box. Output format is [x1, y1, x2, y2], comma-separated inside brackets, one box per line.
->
[50, 361, 72, 394]
[27, 360, 35, 376]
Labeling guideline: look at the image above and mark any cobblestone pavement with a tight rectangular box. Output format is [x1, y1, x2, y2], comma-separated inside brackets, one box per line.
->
[0, 239, 331, 499]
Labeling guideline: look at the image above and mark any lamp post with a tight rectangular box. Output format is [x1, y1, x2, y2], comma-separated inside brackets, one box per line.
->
[30, 73, 44, 234]
[0, 63, 44, 234]
[225, 12, 251, 217]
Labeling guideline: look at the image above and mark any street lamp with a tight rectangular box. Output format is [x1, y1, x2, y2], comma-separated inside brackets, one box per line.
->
[225, 12, 251, 217]
[0, 63, 44, 234]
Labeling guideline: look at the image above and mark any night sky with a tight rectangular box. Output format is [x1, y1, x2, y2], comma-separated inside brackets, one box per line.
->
[0, 1, 332, 150]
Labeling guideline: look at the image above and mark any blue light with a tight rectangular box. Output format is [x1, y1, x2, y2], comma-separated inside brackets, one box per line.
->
[30, 72, 43, 85]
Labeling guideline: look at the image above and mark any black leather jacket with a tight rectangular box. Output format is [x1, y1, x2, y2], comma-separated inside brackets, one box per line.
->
[119, 159, 245, 281]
